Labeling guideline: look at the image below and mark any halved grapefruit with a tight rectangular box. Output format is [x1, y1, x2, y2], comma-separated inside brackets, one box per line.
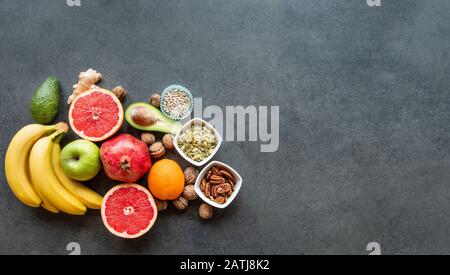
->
[69, 89, 124, 142]
[101, 184, 158, 239]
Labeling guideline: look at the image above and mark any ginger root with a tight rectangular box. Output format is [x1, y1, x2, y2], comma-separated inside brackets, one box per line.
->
[67, 68, 102, 104]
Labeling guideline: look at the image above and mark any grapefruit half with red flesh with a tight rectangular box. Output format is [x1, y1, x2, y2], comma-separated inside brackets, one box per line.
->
[101, 184, 158, 239]
[69, 89, 124, 142]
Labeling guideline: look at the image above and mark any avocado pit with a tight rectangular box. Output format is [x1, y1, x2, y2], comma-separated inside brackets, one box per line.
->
[130, 106, 157, 126]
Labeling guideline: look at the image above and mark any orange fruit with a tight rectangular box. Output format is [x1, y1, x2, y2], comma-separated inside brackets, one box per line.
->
[148, 159, 184, 200]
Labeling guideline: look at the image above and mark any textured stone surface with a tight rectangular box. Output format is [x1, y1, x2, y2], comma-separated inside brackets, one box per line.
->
[1, 0, 450, 254]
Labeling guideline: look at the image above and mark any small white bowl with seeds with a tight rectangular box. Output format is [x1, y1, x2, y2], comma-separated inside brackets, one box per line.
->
[160, 85, 193, 121]
[174, 118, 222, 166]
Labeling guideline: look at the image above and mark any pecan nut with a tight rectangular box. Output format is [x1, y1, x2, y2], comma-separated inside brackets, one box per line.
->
[214, 196, 227, 204]
[219, 169, 235, 182]
[205, 181, 211, 197]
[200, 178, 207, 192]
[211, 166, 221, 176]
[216, 184, 231, 194]
[210, 175, 225, 185]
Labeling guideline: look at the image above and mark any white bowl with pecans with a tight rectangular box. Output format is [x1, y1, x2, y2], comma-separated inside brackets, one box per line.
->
[174, 118, 222, 167]
[194, 161, 242, 209]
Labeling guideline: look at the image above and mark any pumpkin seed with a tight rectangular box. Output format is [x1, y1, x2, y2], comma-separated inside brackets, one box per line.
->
[177, 123, 217, 162]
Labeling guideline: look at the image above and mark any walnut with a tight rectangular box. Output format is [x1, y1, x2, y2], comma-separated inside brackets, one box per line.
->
[184, 166, 199, 185]
[155, 198, 168, 211]
[149, 142, 165, 158]
[149, 93, 161, 108]
[162, 134, 175, 150]
[199, 203, 213, 220]
[141, 132, 156, 146]
[182, 185, 198, 201]
[173, 196, 188, 210]
[111, 86, 127, 101]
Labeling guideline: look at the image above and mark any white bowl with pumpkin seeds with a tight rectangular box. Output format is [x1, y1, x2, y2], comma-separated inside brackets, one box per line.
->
[174, 118, 222, 166]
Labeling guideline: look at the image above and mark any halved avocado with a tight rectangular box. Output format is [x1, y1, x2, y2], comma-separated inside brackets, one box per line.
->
[125, 102, 182, 134]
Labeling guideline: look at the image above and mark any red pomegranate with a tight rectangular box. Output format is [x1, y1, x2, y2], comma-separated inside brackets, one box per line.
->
[100, 134, 151, 182]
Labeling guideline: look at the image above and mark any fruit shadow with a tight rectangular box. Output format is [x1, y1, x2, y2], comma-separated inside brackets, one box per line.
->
[27, 202, 100, 229]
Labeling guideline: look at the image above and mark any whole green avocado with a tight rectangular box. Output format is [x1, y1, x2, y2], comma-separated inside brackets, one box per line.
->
[30, 76, 60, 124]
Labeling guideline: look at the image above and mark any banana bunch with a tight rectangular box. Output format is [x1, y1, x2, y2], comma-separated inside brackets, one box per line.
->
[5, 122, 103, 215]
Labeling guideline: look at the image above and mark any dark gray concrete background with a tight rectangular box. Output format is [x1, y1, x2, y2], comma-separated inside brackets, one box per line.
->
[1, 0, 450, 255]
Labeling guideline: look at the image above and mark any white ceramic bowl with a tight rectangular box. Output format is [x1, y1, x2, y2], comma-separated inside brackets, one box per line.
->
[174, 118, 222, 167]
[194, 161, 242, 209]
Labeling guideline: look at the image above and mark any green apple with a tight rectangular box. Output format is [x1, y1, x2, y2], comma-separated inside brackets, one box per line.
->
[60, 139, 101, 181]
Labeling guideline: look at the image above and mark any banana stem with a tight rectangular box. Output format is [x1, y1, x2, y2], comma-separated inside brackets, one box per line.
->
[47, 122, 69, 142]
[48, 129, 66, 142]
[54, 122, 69, 134]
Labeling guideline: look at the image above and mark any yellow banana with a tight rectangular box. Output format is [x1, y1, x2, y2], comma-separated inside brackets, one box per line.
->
[27, 165, 60, 213]
[36, 191, 60, 213]
[5, 123, 60, 207]
[29, 129, 87, 215]
[52, 136, 103, 209]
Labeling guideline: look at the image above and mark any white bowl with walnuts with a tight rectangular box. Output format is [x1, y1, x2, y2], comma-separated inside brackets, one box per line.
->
[194, 161, 242, 209]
